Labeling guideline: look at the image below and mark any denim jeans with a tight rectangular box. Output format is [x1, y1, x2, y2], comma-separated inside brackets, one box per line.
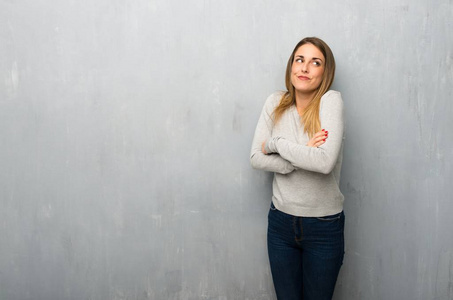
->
[267, 201, 344, 300]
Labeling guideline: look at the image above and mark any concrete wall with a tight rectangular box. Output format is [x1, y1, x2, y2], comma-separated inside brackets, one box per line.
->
[1, 0, 452, 299]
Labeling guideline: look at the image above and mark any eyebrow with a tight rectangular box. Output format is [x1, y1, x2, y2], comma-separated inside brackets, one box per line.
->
[295, 55, 324, 61]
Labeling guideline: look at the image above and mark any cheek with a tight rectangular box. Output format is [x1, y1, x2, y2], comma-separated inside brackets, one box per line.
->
[290, 71, 297, 83]
[290, 76, 297, 88]
[313, 72, 324, 88]
[316, 68, 325, 77]
[315, 70, 325, 81]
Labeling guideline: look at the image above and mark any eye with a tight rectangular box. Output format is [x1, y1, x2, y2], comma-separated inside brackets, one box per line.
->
[312, 61, 321, 66]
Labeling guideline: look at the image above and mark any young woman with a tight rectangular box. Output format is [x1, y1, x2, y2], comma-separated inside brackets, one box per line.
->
[250, 37, 345, 300]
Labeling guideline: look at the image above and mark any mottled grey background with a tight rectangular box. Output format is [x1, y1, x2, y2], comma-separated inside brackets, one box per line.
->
[1, 0, 452, 299]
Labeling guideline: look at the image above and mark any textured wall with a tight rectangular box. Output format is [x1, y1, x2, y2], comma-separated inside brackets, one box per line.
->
[1, 0, 452, 299]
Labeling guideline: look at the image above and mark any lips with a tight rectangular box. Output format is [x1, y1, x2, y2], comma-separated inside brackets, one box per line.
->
[297, 76, 310, 80]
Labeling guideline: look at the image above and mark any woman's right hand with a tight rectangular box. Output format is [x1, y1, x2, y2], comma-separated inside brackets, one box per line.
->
[306, 129, 328, 147]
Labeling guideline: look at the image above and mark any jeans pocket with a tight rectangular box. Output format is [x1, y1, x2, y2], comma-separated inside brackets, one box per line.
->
[316, 211, 343, 221]
[270, 201, 277, 211]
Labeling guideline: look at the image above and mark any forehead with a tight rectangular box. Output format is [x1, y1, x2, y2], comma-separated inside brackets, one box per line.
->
[294, 43, 324, 60]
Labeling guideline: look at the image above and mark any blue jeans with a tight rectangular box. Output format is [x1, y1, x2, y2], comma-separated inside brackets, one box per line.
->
[267, 202, 344, 300]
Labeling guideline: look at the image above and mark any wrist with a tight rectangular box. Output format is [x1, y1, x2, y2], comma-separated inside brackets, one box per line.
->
[265, 137, 281, 154]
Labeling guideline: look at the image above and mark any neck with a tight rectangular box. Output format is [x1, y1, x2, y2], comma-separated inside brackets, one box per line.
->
[295, 90, 317, 112]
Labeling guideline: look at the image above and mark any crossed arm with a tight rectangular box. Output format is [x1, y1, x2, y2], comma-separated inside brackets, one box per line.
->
[250, 92, 344, 175]
[250, 94, 295, 174]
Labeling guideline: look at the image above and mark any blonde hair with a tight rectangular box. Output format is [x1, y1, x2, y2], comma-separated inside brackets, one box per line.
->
[273, 37, 336, 137]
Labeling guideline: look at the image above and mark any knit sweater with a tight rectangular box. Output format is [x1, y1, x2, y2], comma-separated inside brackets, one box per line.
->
[250, 90, 344, 217]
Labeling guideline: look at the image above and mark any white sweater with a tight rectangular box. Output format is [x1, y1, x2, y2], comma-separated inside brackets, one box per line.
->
[250, 90, 345, 217]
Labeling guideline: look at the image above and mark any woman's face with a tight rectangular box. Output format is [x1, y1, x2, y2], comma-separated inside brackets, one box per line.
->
[290, 43, 325, 97]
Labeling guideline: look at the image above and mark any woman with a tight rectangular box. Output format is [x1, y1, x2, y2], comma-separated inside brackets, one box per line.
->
[250, 37, 345, 300]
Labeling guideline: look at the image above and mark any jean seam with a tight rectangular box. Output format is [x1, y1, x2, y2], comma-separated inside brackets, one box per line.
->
[316, 212, 342, 221]
[294, 217, 303, 243]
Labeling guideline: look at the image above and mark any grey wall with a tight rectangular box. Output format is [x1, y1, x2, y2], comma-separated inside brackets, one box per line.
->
[1, 0, 452, 299]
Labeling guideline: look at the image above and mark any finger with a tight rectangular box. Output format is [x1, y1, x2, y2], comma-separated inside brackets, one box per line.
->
[315, 130, 329, 138]
[316, 139, 326, 146]
[315, 135, 327, 143]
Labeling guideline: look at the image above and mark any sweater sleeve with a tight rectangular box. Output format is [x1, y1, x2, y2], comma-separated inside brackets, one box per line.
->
[265, 91, 344, 175]
[250, 93, 295, 174]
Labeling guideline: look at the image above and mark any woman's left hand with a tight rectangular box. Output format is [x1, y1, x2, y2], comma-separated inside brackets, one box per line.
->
[307, 129, 329, 147]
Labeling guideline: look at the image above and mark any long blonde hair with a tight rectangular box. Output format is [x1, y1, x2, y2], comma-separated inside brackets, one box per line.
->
[273, 37, 336, 137]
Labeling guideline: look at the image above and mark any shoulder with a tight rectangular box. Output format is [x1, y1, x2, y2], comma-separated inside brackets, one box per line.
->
[320, 90, 343, 109]
[262, 91, 285, 111]
[265, 91, 285, 106]
[321, 90, 342, 102]
[320, 90, 343, 112]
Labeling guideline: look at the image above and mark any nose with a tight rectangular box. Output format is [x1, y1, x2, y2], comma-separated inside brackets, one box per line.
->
[301, 62, 309, 73]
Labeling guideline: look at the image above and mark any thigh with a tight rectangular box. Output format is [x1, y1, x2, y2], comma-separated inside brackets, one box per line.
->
[267, 202, 303, 300]
[302, 211, 345, 300]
